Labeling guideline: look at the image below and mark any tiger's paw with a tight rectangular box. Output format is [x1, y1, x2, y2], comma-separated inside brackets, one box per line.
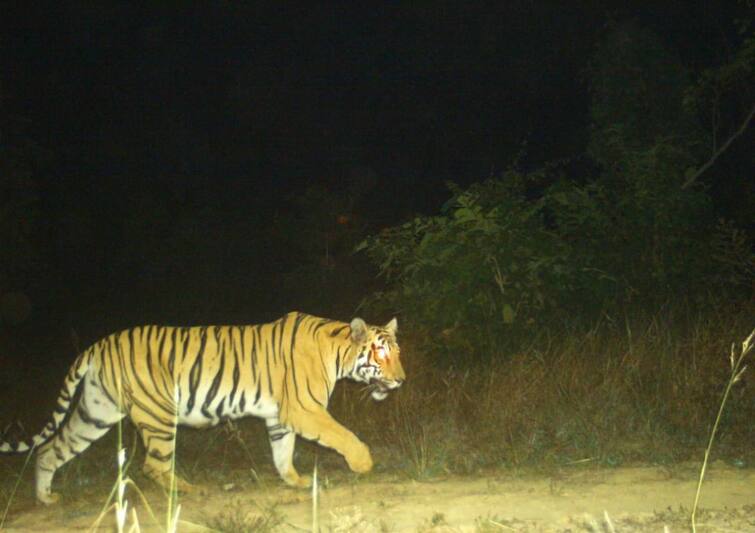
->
[293, 474, 313, 488]
[36, 491, 60, 506]
[148, 469, 196, 495]
[283, 472, 312, 489]
[172, 475, 196, 494]
[346, 443, 373, 474]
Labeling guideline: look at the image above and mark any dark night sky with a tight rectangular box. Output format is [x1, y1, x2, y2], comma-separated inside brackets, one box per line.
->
[1, 2, 752, 334]
[4, 3, 743, 190]
[6, 4, 601, 196]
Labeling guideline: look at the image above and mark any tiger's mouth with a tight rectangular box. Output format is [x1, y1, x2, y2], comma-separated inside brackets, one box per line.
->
[368, 378, 403, 401]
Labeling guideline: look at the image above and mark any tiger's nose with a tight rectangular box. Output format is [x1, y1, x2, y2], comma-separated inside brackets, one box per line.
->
[394, 378, 404, 386]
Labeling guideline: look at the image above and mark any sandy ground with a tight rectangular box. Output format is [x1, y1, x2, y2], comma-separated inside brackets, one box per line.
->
[1, 464, 753, 532]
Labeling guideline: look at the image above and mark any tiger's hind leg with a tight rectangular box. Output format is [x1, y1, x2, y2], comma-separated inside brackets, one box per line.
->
[129, 406, 194, 494]
[35, 377, 125, 504]
[265, 417, 311, 488]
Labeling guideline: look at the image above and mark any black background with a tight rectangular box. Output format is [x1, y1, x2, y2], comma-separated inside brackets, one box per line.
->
[1, 2, 752, 339]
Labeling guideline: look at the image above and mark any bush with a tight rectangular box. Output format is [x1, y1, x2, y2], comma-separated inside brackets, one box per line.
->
[358, 175, 577, 358]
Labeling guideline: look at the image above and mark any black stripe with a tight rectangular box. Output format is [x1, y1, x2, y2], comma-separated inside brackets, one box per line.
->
[215, 398, 226, 419]
[154, 327, 173, 400]
[265, 340, 274, 397]
[128, 328, 169, 412]
[230, 357, 240, 406]
[306, 378, 325, 407]
[330, 324, 349, 337]
[168, 328, 178, 377]
[228, 327, 241, 406]
[97, 360, 118, 407]
[269, 431, 289, 442]
[145, 326, 155, 388]
[135, 421, 176, 450]
[277, 317, 291, 407]
[201, 334, 226, 418]
[288, 313, 309, 410]
[113, 331, 127, 389]
[147, 448, 173, 462]
[216, 327, 225, 358]
[53, 444, 65, 462]
[129, 391, 175, 426]
[185, 328, 207, 414]
[105, 335, 121, 398]
[77, 403, 112, 430]
[250, 326, 258, 380]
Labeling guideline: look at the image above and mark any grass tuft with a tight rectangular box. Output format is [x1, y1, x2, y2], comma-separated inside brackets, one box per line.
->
[206, 501, 283, 533]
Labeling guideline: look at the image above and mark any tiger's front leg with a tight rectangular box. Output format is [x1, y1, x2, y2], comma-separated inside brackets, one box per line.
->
[265, 418, 311, 488]
[289, 409, 373, 474]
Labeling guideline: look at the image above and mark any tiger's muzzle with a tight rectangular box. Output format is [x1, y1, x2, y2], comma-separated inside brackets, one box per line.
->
[369, 377, 404, 401]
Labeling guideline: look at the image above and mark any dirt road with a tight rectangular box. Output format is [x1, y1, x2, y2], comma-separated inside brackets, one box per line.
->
[2, 464, 753, 531]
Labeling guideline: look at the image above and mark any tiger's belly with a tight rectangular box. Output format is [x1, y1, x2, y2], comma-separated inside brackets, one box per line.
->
[178, 399, 278, 428]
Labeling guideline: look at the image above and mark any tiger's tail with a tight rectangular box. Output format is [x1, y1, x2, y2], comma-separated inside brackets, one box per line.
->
[0, 350, 92, 454]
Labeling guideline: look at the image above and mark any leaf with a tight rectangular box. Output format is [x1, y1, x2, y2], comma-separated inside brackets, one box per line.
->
[454, 207, 476, 223]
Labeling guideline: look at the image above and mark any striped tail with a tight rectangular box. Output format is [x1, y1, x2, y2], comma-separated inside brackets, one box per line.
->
[0, 350, 92, 454]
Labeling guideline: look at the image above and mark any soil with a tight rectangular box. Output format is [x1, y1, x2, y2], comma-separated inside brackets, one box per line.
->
[1, 463, 753, 532]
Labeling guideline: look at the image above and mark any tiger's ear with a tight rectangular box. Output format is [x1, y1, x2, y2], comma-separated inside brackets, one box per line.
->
[385, 318, 398, 337]
[350, 318, 369, 344]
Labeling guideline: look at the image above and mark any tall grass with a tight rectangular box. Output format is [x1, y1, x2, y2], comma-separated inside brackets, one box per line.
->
[334, 303, 754, 476]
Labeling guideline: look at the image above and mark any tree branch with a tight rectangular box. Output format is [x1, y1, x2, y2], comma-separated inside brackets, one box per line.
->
[682, 102, 755, 190]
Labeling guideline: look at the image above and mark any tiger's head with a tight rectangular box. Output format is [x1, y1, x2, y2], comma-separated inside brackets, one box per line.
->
[348, 317, 404, 400]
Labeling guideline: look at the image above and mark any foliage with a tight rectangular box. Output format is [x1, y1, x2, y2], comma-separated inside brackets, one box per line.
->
[544, 144, 714, 301]
[358, 21, 754, 359]
[358, 156, 752, 358]
[358, 175, 576, 356]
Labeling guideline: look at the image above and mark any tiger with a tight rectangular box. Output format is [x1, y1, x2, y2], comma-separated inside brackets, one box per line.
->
[0, 311, 404, 504]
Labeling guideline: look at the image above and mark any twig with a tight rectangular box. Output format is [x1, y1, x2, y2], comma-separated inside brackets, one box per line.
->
[682, 102, 755, 189]
[312, 459, 319, 533]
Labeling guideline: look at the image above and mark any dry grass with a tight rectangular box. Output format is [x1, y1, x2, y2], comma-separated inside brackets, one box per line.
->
[334, 303, 754, 476]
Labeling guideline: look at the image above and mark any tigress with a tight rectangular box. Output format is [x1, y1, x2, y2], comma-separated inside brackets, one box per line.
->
[0, 312, 404, 504]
